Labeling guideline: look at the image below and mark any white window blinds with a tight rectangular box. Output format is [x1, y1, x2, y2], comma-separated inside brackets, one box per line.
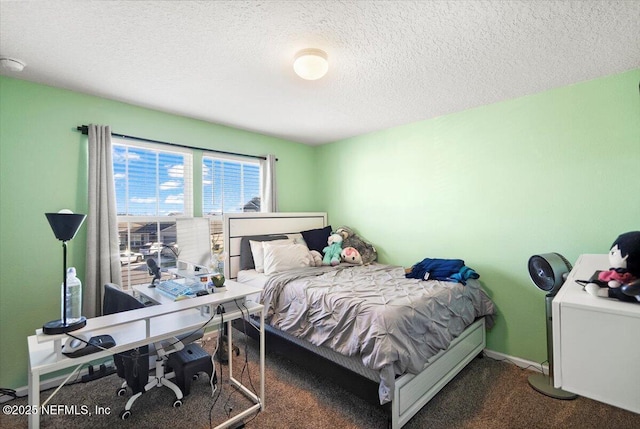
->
[202, 155, 261, 214]
[113, 140, 193, 216]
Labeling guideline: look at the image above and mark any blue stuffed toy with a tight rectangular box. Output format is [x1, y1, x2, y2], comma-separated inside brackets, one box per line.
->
[323, 233, 343, 266]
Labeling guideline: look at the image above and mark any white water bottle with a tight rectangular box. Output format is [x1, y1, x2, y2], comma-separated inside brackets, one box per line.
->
[61, 267, 83, 323]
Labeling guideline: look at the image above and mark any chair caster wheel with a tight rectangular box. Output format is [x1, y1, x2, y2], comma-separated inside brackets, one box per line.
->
[116, 387, 127, 397]
[119, 409, 131, 420]
[173, 399, 183, 408]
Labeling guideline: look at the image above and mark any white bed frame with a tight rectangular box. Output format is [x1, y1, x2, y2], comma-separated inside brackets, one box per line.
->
[223, 213, 486, 428]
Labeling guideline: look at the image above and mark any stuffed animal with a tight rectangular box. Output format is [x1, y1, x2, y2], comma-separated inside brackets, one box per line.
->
[585, 231, 640, 303]
[341, 246, 363, 265]
[335, 226, 378, 265]
[322, 233, 343, 266]
[308, 250, 323, 267]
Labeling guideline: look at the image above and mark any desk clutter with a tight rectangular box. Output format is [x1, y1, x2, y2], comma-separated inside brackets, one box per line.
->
[155, 276, 226, 299]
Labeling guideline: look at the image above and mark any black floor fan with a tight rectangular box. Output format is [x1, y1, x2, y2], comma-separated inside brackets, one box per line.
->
[527, 253, 577, 400]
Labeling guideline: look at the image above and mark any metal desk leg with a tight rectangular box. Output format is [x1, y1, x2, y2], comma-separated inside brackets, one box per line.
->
[260, 308, 265, 409]
[28, 366, 39, 429]
[227, 318, 233, 378]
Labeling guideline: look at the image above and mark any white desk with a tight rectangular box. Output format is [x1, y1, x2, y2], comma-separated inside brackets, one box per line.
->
[27, 283, 265, 429]
[552, 254, 640, 413]
[133, 281, 243, 306]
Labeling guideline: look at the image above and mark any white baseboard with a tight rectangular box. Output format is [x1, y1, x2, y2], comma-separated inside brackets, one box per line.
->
[483, 349, 548, 375]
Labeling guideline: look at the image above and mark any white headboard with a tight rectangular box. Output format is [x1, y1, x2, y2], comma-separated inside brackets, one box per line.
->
[223, 212, 327, 279]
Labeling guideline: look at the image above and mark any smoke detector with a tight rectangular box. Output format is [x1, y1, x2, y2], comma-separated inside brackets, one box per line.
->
[0, 57, 26, 72]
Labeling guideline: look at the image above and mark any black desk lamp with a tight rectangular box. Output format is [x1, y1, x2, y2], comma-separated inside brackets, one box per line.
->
[43, 211, 87, 335]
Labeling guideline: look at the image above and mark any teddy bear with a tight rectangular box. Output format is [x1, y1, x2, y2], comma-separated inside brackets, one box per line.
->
[322, 233, 343, 266]
[341, 246, 363, 264]
[308, 250, 323, 267]
[335, 226, 377, 265]
[585, 231, 640, 303]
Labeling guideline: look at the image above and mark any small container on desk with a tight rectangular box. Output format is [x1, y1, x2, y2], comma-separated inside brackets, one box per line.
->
[211, 273, 226, 292]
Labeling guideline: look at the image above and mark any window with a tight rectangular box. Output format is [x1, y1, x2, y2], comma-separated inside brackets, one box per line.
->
[202, 154, 261, 255]
[202, 155, 261, 215]
[113, 141, 192, 217]
[112, 140, 265, 289]
[113, 138, 192, 288]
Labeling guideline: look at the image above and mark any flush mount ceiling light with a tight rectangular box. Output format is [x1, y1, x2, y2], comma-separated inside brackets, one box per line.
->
[0, 57, 26, 72]
[293, 48, 328, 80]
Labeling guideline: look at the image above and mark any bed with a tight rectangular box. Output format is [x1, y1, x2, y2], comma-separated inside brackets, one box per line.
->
[223, 212, 495, 428]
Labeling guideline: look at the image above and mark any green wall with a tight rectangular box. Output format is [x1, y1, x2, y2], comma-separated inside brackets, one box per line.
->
[316, 69, 640, 364]
[0, 76, 319, 389]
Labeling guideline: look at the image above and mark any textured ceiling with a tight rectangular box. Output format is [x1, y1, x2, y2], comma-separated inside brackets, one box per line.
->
[1, 1, 638, 145]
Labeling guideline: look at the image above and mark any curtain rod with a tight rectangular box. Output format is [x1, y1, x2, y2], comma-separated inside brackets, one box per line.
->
[76, 125, 273, 161]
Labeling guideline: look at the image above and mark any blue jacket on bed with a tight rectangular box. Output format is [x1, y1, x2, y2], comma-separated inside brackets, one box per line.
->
[450, 265, 480, 284]
[406, 258, 479, 285]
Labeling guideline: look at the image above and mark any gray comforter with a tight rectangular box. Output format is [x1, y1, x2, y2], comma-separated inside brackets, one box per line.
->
[260, 264, 495, 404]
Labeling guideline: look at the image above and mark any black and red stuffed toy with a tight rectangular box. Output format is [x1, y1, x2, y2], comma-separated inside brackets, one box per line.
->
[585, 231, 640, 303]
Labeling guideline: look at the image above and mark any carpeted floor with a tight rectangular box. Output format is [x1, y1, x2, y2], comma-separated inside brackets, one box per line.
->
[2, 331, 638, 429]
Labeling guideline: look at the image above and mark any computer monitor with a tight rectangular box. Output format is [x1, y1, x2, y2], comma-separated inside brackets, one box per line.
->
[176, 218, 212, 272]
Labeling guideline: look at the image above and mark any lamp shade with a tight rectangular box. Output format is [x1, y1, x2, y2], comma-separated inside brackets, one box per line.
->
[45, 212, 86, 241]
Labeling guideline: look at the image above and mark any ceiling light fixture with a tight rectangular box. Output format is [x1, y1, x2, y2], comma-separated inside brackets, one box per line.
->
[293, 48, 328, 80]
[0, 57, 26, 72]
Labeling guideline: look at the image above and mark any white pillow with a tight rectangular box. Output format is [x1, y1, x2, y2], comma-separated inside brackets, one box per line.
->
[249, 238, 292, 273]
[263, 243, 312, 275]
[287, 233, 307, 247]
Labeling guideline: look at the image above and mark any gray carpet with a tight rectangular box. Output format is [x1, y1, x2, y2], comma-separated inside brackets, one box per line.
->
[2, 332, 638, 429]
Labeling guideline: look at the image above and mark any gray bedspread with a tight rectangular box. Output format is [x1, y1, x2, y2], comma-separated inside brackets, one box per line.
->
[260, 264, 495, 404]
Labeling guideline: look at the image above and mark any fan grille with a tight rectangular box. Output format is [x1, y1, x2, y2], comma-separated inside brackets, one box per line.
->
[529, 256, 555, 291]
[528, 253, 572, 294]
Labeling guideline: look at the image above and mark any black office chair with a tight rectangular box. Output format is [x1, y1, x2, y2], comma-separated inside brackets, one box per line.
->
[103, 283, 204, 420]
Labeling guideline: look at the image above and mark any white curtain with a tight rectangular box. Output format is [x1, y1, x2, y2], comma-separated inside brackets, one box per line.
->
[85, 124, 121, 317]
[260, 154, 278, 212]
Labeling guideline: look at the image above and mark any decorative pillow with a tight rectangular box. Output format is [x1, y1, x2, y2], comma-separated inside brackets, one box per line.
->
[263, 243, 312, 275]
[240, 235, 288, 270]
[300, 225, 332, 254]
[250, 238, 292, 273]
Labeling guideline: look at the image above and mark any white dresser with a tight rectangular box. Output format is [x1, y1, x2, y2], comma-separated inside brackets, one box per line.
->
[552, 254, 640, 414]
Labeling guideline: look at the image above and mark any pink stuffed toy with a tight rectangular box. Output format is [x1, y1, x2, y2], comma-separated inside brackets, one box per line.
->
[598, 270, 636, 287]
[341, 247, 362, 265]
